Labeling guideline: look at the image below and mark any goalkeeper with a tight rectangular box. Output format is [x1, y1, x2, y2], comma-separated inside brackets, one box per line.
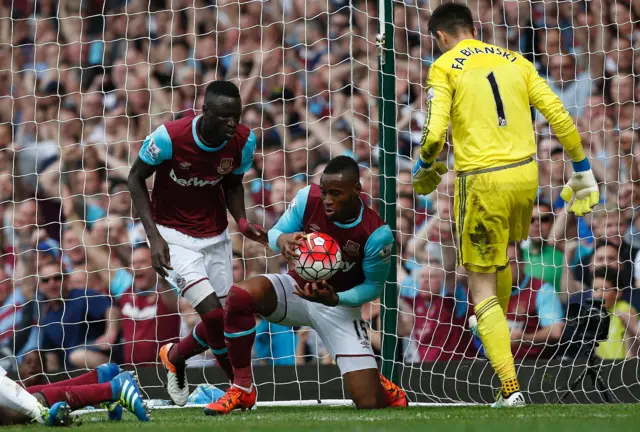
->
[412, 3, 598, 408]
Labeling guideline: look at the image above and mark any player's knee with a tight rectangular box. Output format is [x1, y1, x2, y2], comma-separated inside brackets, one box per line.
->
[225, 285, 256, 316]
[353, 393, 381, 410]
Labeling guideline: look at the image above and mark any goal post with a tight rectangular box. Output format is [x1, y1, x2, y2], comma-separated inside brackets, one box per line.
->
[377, 0, 399, 384]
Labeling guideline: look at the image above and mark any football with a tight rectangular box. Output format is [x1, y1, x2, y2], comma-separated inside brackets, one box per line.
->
[292, 232, 343, 281]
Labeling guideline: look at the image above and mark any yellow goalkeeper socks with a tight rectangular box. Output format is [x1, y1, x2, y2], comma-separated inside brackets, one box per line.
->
[496, 265, 512, 315]
[475, 295, 519, 397]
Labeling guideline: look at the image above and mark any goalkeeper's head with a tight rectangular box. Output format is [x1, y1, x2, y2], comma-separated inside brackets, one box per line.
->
[428, 2, 477, 53]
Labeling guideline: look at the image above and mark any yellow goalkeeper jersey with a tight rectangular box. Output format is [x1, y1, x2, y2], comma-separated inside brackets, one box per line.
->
[420, 39, 581, 173]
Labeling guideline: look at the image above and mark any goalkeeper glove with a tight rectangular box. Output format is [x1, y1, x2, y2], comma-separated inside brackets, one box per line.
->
[560, 158, 599, 217]
[412, 157, 448, 196]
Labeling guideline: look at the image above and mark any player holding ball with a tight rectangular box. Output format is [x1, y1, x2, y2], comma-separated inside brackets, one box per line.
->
[204, 155, 407, 415]
[412, 3, 598, 407]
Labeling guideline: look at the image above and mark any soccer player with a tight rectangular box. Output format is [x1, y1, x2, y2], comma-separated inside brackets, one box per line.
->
[412, 3, 599, 407]
[204, 156, 407, 415]
[0, 363, 149, 425]
[128, 80, 267, 406]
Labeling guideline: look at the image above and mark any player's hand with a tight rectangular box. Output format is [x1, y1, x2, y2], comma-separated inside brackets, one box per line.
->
[412, 158, 448, 196]
[149, 235, 173, 277]
[238, 218, 268, 246]
[560, 168, 599, 217]
[294, 281, 339, 307]
[276, 232, 305, 262]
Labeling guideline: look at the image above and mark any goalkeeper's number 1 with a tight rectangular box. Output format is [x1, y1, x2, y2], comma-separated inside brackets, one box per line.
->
[487, 71, 507, 127]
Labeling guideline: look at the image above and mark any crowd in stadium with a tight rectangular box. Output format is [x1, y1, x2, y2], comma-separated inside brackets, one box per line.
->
[0, 0, 638, 381]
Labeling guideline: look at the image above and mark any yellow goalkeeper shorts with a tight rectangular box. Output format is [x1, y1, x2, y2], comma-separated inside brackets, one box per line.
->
[454, 157, 538, 273]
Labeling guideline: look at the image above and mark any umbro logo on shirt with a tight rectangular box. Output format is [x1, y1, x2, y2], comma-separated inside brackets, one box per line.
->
[308, 224, 321, 232]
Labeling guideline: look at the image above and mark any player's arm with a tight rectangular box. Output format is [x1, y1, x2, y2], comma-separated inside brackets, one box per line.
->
[127, 125, 173, 276]
[526, 61, 599, 216]
[335, 225, 394, 307]
[267, 185, 310, 259]
[413, 62, 451, 195]
[222, 131, 267, 245]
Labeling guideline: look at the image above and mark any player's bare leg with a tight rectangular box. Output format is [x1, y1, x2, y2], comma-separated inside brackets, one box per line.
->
[468, 270, 524, 407]
[343, 369, 407, 409]
[204, 277, 278, 416]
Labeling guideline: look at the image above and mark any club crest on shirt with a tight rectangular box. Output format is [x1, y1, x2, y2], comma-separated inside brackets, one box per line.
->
[175, 274, 186, 291]
[179, 161, 191, 170]
[218, 158, 234, 175]
[343, 240, 360, 257]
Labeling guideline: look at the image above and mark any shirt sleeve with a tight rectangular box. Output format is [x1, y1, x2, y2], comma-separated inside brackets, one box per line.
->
[525, 61, 584, 160]
[268, 186, 310, 252]
[337, 225, 394, 307]
[419, 62, 453, 162]
[536, 283, 565, 327]
[139, 124, 173, 165]
[233, 130, 257, 175]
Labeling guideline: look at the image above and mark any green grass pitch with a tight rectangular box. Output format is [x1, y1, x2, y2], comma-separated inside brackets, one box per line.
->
[4, 405, 640, 432]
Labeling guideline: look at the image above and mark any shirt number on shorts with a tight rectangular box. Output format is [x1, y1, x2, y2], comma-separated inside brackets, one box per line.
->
[353, 319, 369, 341]
[486, 71, 507, 127]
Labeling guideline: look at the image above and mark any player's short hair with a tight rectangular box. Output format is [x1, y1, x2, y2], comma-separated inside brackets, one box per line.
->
[204, 81, 240, 101]
[428, 3, 475, 36]
[323, 155, 360, 183]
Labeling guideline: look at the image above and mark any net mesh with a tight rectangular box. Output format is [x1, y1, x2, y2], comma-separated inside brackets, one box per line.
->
[0, 0, 637, 405]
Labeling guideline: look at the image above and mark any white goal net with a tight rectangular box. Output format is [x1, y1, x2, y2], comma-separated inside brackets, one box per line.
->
[0, 0, 638, 407]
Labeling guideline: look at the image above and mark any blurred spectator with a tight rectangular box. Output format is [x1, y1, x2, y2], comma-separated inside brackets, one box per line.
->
[254, 321, 297, 366]
[116, 245, 182, 366]
[592, 267, 640, 360]
[0, 264, 37, 370]
[37, 262, 120, 370]
[521, 201, 565, 294]
[18, 350, 46, 388]
[402, 265, 471, 363]
[505, 244, 565, 360]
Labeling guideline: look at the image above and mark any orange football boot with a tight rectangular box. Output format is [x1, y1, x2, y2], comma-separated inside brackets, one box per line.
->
[203, 385, 257, 416]
[380, 374, 408, 407]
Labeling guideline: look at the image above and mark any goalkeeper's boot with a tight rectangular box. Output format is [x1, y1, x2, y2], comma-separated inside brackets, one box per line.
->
[43, 402, 72, 426]
[492, 391, 526, 408]
[97, 363, 122, 383]
[159, 342, 189, 406]
[203, 385, 257, 416]
[379, 374, 408, 407]
[101, 401, 123, 421]
[111, 371, 151, 421]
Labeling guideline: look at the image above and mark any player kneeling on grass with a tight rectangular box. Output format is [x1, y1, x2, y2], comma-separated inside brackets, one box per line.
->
[0, 363, 150, 426]
[204, 156, 407, 415]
